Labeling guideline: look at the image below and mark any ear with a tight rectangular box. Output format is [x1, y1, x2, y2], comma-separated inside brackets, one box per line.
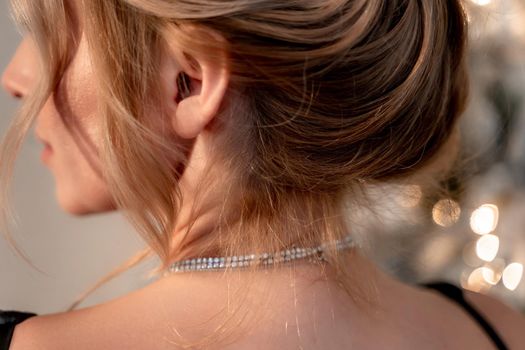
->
[161, 28, 230, 140]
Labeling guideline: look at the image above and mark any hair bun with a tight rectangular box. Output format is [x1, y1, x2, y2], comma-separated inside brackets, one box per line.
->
[217, 1, 470, 190]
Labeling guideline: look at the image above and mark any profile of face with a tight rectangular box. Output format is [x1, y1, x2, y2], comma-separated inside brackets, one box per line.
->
[2, 24, 116, 215]
[1, 0, 230, 219]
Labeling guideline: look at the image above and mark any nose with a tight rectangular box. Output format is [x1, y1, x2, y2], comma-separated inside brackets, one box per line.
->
[1, 36, 39, 100]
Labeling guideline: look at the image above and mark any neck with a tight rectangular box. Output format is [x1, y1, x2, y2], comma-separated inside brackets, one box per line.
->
[167, 133, 350, 269]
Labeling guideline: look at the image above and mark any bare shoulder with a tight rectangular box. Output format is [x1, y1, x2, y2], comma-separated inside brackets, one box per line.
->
[8, 271, 307, 350]
[463, 288, 525, 349]
[7, 267, 358, 350]
[9, 274, 229, 350]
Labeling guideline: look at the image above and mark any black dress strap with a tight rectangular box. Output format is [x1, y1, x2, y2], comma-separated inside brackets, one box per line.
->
[0, 310, 37, 350]
[420, 282, 509, 350]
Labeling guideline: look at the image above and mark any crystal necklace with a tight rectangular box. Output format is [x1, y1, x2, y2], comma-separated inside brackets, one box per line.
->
[167, 234, 355, 273]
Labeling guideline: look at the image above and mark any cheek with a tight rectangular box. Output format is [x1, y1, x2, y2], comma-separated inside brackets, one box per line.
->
[41, 109, 116, 215]
[37, 36, 116, 215]
[60, 36, 102, 148]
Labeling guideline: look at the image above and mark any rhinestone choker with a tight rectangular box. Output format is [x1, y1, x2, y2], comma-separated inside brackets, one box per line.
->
[167, 234, 355, 273]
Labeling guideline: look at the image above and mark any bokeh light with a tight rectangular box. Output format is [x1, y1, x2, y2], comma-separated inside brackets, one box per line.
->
[465, 267, 492, 292]
[470, 204, 499, 235]
[475, 234, 499, 262]
[470, 0, 492, 6]
[432, 199, 461, 227]
[502, 263, 523, 291]
[481, 266, 501, 285]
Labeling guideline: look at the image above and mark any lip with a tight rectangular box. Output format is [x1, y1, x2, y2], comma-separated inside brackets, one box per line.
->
[35, 132, 53, 163]
[40, 142, 53, 163]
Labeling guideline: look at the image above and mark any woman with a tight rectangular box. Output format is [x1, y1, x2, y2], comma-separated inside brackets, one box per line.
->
[1, 0, 524, 349]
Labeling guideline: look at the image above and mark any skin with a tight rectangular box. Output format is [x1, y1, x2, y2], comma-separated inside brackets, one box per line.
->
[2, 0, 525, 349]
[2, 35, 114, 214]
[1, 0, 228, 256]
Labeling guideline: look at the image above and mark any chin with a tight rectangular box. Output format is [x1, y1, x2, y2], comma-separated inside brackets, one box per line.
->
[56, 188, 117, 216]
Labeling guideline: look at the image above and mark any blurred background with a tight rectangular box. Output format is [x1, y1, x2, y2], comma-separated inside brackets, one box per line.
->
[353, 0, 525, 312]
[1, 0, 525, 315]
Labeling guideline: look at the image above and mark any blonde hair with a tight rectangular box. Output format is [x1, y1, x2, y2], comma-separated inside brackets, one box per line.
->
[2, 0, 469, 346]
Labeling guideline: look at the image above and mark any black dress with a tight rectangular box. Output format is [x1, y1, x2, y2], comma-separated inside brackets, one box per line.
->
[0, 311, 36, 350]
[420, 281, 509, 350]
[0, 282, 509, 349]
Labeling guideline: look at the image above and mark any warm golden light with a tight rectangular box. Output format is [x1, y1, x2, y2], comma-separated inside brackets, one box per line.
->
[432, 199, 461, 227]
[481, 266, 500, 285]
[475, 234, 499, 262]
[470, 204, 499, 235]
[470, 0, 492, 5]
[466, 267, 492, 292]
[502, 263, 523, 291]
